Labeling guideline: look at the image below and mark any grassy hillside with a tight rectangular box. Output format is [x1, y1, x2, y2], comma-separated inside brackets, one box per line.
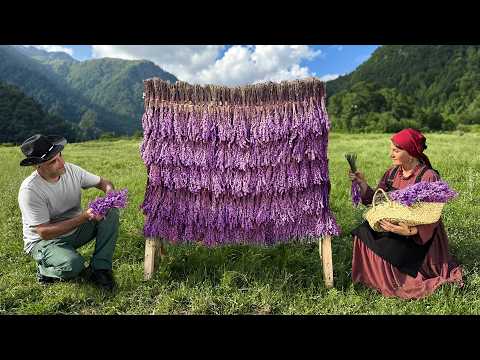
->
[1, 133, 479, 314]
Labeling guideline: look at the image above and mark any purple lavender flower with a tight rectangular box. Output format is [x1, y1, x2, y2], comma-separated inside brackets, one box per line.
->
[88, 188, 128, 217]
[351, 182, 361, 207]
[388, 181, 458, 207]
[140, 79, 341, 244]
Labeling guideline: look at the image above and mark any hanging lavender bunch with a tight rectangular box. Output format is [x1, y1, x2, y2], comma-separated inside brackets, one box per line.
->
[345, 153, 361, 207]
[140, 79, 341, 244]
[88, 188, 128, 217]
[389, 181, 458, 207]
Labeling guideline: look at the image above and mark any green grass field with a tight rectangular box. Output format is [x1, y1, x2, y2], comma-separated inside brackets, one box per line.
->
[1, 132, 479, 314]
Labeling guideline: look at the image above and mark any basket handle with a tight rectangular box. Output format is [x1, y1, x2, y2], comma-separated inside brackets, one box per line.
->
[372, 188, 391, 208]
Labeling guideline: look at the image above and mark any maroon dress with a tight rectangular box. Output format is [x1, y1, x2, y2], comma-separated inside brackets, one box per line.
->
[351, 164, 463, 299]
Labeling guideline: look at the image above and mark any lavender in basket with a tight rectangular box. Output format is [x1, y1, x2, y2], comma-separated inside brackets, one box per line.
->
[88, 188, 128, 217]
[388, 181, 457, 207]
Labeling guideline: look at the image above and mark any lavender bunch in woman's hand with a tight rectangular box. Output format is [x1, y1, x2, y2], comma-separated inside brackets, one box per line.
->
[88, 188, 128, 217]
[345, 153, 361, 207]
[389, 181, 457, 206]
[345, 153, 357, 173]
[351, 182, 361, 207]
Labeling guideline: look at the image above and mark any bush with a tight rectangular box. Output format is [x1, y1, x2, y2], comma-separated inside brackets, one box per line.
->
[457, 124, 480, 133]
[131, 130, 144, 139]
[458, 112, 480, 125]
[456, 124, 472, 133]
[99, 132, 116, 140]
[442, 118, 456, 131]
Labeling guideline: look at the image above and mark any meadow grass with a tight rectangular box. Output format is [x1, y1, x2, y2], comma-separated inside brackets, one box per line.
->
[1, 132, 479, 314]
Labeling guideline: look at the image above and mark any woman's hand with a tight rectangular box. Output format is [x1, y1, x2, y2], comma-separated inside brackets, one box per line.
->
[379, 220, 418, 236]
[348, 170, 366, 185]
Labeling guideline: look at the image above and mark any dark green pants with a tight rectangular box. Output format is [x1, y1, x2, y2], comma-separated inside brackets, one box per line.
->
[31, 208, 119, 280]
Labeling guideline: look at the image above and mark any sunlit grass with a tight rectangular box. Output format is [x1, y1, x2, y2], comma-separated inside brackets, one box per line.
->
[1, 132, 479, 314]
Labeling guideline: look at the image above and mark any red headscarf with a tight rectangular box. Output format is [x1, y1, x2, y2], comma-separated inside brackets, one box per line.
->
[391, 128, 432, 169]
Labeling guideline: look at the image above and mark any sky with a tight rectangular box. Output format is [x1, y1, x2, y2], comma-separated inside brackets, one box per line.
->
[28, 45, 380, 86]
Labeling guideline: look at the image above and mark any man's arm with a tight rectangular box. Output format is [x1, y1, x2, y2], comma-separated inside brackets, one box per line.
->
[95, 177, 115, 194]
[35, 211, 92, 240]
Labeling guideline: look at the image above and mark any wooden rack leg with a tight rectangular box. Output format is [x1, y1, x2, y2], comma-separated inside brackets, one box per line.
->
[320, 236, 334, 288]
[144, 237, 159, 280]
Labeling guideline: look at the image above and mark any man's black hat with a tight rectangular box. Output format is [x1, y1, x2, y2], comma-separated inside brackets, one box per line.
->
[19, 134, 67, 166]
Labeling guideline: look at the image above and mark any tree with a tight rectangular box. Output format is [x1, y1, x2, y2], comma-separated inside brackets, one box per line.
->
[79, 110, 101, 140]
[419, 111, 444, 130]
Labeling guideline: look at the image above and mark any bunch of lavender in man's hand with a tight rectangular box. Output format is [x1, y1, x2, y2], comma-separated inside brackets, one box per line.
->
[88, 189, 128, 217]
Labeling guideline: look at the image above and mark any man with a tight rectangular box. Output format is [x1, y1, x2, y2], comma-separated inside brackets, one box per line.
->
[18, 134, 119, 291]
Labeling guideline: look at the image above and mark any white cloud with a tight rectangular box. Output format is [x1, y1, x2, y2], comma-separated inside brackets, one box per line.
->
[92, 45, 225, 82]
[331, 45, 343, 51]
[26, 45, 74, 56]
[319, 73, 340, 82]
[91, 45, 322, 86]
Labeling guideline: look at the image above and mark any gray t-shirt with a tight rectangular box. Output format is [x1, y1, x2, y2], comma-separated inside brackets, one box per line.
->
[18, 162, 101, 254]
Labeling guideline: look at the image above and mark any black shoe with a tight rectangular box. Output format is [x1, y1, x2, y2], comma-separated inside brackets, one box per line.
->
[79, 265, 93, 281]
[36, 268, 60, 285]
[89, 269, 116, 291]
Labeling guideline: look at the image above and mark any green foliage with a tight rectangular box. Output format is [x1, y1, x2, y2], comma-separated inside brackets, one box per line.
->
[0, 46, 177, 141]
[64, 58, 176, 134]
[131, 130, 144, 139]
[79, 110, 102, 140]
[329, 82, 421, 132]
[327, 45, 480, 132]
[457, 111, 480, 125]
[457, 124, 480, 133]
[0, 81, 82, 144]
[1, 134, 479, 314]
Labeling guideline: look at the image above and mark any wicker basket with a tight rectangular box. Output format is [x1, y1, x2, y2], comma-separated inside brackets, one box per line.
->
[363, 188, 445, 232]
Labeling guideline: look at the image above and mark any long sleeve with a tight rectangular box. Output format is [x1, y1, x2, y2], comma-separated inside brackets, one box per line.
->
[361, 168, 392, 206]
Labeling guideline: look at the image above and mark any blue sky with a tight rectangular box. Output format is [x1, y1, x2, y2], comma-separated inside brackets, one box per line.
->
[39, 45, 380, 85]
[66, 45, 93, 61]
[307, 45, 379, 78]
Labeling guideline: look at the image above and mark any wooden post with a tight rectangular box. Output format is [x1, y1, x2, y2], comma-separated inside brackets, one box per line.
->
[144, 237, 158, 280]
[320, 236, 334, 288]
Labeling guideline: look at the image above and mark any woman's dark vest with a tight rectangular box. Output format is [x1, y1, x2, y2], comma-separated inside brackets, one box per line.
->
[351, 165, 435, 277]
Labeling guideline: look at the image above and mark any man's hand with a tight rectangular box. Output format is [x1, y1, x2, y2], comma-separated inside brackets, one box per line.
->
[95, 178, 115, 194]
[379, 220, 418, 236]
[85, 208, 105, 222]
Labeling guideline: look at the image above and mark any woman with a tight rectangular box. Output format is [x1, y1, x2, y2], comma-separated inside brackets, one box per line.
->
[349, 128, 463, 299]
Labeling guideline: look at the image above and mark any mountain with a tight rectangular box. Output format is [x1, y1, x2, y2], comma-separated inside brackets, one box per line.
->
[0, 81, 81, 144]
[0, 45, 86, 122]
[65, 58, 177, 128]
[0, 46, 178, 138]
[15, 45, 78, 78]
[8, 45, 479, 137]
[17, 46, 178, 134]
[0, 45, 130, 134]
[326, 45, 480, 132]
